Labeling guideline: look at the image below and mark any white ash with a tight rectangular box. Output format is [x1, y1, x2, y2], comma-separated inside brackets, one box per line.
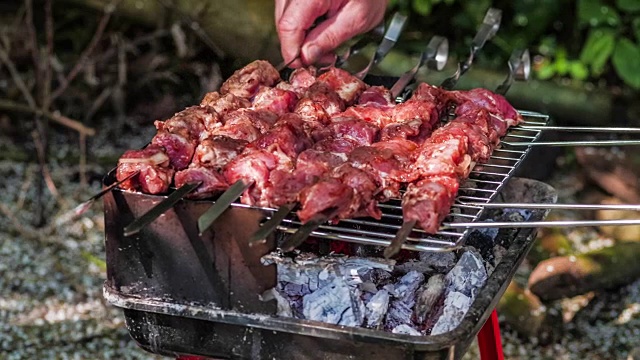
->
[431, 250, 487, 335]
[303, 278, 365, 327]
[392, 324, 422, 336]
[365, 289, 390, 328]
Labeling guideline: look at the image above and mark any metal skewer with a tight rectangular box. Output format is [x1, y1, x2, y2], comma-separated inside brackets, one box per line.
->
[280, 215, 330, 252]
[495, 48, 530, 95]
[441, 8, 502, 90]
[442, 219, 640, 229]
[73, 170, 139, 217]
[248, 203, 296, 246]
[458, 202, 640, 211]
[249, 35, 443, 248]
[124, 181, 202, 237]
[354, 12, 407, 80]
[197, 179, 252, 235]
[502, 139, 640, 147]
[514, 125, 640, 133]
[390, 35, 449, 101]
[384, 219, 417, 258]
[334, 22, 386, 68]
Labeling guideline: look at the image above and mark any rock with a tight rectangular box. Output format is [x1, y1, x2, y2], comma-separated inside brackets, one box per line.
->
[497, 282, 546, 338]
[528, 243, 640, 301]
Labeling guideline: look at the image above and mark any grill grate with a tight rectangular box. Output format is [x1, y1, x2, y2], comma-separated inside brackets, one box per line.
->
[229, 111, 549, 252]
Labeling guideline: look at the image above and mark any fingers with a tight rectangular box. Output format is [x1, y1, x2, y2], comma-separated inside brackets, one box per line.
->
[300, 0, 388, 65]
[276, 1, 332, 67]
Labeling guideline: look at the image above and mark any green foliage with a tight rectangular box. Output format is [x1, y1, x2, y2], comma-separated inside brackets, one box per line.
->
[387, 0, 640, 90]
[612, 38, 640, 88]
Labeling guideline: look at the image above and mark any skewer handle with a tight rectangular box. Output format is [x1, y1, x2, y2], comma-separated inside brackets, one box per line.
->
[384, 220, 417, 258]
[197, 180, 251, 235]
[280, 216, 327, 252]
[248, 203, 295, 246]
[124, 181, 201, 237]
[354, 12, 407, 80]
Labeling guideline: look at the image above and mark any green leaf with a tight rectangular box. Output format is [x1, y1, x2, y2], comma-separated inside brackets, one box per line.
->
[569, 61, 590, 80]
[633, 18, 640, 42]
[536, 60, 556, 80]
[612, 38, 640, 88]
[578, 0, 621, 27]
[616, 0, 640, 12]
[412, 0, 432, 15]
[579, 28, 616, 75]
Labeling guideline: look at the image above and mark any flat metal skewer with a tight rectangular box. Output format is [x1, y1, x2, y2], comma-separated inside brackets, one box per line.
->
[390, 35, 449, 101]
[442, 219, 640, 229]
[502, 139, 640, 147]
[197, 179, 252, 235]
[458, 202, 640, 211]
[248, 203, 296, 246]
[334, 22, 386, 68]
[354, 12, 407, 80]
[384, 219, 417, 258]
[515, 125, 640, 133]
[495, 48, 530, 95]
[441, 8, 502, 90]
[73, 170, 139, 217]
[124, 181, 202, 237]
[280, 215, 329, 252]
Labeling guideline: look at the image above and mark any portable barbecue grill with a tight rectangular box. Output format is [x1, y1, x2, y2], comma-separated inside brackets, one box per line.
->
[102, 109, 559, 359]
[97, 8, 640, 360]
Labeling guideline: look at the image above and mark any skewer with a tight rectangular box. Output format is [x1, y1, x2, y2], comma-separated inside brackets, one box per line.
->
[495, 48, 530, 95]
[502, 139, 640, 147]
[442, 219, 640, 229]
[334, 22, 386, 68]
[458, 202, 640, 211]
[248, 203, 296, 246]
[248, 44, 450, 249]
[390, 35, 449, 101]
[354, 12, 407, 80]
[73, 170, 139, 217]
[124, 181, 202, 237]
[440, 8, 502, 90]
[515, 125, 640, 133]
[384, 219, 417, 258]
[197, 179, 252, 235]
[279, 215, 330, 252]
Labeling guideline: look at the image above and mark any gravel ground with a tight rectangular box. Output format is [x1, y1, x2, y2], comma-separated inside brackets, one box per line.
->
[1, 129, 638, 359]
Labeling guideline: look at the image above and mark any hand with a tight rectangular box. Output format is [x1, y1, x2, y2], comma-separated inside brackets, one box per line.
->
[275, 0, 388, 68]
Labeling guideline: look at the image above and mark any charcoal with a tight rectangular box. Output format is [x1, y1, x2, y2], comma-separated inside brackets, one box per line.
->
[430, 251, 487, 335]
[303, 278, 365, 327]
[447, 250, 487, 299]
[282, 282, 311, 297]
[414, 274, 446, 324]
[430, 291, 473, 335]
[417, 251, 457, 273]
[392, 271, 425, 304]
[358, 267, 393, 287]
[271, 289, 294, 318]
[392, 324, 422, 336]
[496, 211, 526, 247]
[385, 300, 413, 331]
[466, 230, 496, 264]
[364, 289, 390, 329]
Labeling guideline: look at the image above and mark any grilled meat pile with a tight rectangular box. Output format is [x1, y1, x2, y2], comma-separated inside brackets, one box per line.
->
[116, 60, 522, 234]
